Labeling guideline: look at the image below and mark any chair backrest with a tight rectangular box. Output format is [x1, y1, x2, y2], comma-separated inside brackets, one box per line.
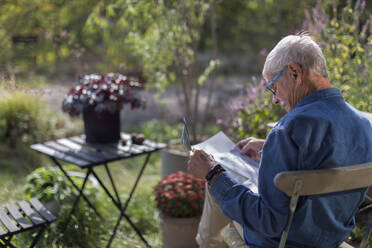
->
[274, 162, 372, 248]
[275, 162, 372, 197]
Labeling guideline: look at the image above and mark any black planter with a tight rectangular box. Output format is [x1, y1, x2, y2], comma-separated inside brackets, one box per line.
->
[83, 107, 120, 143]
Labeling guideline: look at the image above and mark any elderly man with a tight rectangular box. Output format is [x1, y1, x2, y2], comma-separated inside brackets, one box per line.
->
[188, 33, 372, 248]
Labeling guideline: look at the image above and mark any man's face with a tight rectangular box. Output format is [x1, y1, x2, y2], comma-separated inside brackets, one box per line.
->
[271, 75, 292, 112]
[266, 62, 305, 112]
[266, 69, 293, 112]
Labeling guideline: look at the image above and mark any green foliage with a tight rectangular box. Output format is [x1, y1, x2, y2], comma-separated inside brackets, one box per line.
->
[48, 203, 106, 248]
[347, 211, 372, 246]
[0, 82, 81, 168]
[0, 0, 100, 74]
[0, 0, 319, 77]
[218, 80, 285, 140]
[211, 0, 316, 54]
[0, 91, 54, 147]
[133, 120, 184, 143]
[87, 0, 220, 142]
[304, 0, 372, 112]
[122, 187, 159, 235]
[23, 166, 105, 248]
[24, 165, 98, 204]
[0, 87, 81, 168]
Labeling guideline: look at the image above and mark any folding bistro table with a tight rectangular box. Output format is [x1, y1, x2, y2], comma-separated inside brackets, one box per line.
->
[30, 133, 166, 248]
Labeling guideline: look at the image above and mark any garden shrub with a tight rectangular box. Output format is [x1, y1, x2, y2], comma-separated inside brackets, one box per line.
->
[0, 91, 54, 147]
[24, 165, 98, 206]
[24, 165, 106, 248]
[218, 78, 285, 141]
[304, 0, 372, 112]
[0, 87, 81, 169]
[135, 120, 184, 143]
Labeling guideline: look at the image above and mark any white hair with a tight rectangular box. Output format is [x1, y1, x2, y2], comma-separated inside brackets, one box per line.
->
[262, 34, 328, 80]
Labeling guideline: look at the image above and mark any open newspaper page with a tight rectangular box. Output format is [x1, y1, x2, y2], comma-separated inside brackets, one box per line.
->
[192, 131, 259, 194]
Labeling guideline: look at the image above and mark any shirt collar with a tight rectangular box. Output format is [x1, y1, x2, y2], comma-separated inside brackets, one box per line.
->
[293, 87, 343, 110]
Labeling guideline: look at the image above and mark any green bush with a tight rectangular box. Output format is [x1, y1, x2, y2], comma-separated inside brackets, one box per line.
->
[134, 120, 184, 143]
[304, 0, 372, 112]
[49, 203, 107, 248]
[0, 91, 54, 147]
[24, 166, 105, 248]
[218, 80, 285, 140]
[0, 88, 81, 147]
[0, 88, 82, 169]
[25, 166, 98, 205]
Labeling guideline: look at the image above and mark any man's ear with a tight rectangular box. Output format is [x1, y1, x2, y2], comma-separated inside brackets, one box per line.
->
[288, 61, 303, 84]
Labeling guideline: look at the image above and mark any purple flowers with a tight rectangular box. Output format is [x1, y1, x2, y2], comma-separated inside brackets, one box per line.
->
[217, 82, 284, 140]
[62, 73, 145, 116]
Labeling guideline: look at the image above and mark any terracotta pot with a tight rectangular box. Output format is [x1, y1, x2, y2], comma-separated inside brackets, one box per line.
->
[161, 214, 200, 248]
[82, 107, 120, 143]
[161, 149, 188, 178]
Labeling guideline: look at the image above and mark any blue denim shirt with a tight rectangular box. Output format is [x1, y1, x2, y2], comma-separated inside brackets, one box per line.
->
[210, 88, 372, 248]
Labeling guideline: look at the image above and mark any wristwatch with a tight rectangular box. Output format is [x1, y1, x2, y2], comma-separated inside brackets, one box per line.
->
[205, 164, 225, 184]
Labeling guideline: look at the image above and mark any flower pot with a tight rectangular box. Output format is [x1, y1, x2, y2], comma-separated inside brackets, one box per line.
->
[83, 107, 120, 143]
[161, 214, 200, 248]
[161, 149, 188, 178]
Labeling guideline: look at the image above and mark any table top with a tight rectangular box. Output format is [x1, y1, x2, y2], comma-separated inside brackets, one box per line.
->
[31, 133, 166, 168]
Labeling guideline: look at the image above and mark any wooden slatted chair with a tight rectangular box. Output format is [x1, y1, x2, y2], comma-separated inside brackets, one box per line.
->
[0, 198, 57, 248]
[274, 162, 372, 248]
[221, 162, 372, 248]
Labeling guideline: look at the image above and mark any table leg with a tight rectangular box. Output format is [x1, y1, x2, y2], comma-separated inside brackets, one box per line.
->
[90, 153, 152, 248]
[2, 235, 16, 248]
[104, 163, 122, 207]
[59, 168, 92, 234]
[111, 211, 151, 248]
[123, 153, 151, 211]
[29, 225, 46, 248]
[109, 153, 152, 247]
[90, 170, 121, 209]
[51, 158, 102, 218]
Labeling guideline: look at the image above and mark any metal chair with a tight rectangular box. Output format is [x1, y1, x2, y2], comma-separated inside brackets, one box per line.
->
[275, 162, 372, 248]
[0, 198, 57, 248]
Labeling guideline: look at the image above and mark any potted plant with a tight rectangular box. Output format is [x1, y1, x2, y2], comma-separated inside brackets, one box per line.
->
[153, 171, 205, 248]
[161, 143, 189, 178]
[62, 73, 145, 143]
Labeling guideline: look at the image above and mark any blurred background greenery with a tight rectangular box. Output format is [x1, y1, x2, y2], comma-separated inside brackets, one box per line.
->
[0, 0, 372, 247]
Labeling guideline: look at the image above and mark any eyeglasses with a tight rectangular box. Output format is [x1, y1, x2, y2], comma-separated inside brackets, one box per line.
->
[265, 68, 285, 95]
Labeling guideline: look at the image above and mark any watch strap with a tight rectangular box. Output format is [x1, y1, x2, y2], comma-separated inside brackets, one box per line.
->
[205, 164, 225, 182]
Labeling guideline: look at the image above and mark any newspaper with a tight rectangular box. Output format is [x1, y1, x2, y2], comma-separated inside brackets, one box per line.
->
[192, 131, 259, 193]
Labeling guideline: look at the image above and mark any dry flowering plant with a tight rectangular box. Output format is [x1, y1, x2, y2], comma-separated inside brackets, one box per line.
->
[153, 171, 205, 218]
[62, 73, 145, 116]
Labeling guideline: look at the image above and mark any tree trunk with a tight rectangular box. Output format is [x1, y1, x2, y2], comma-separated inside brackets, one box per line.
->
[204, 2, 218, 124]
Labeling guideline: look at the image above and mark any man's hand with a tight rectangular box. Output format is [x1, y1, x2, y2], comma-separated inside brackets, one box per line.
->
[187, 149, 217, 179]
[237, 137, 265, 160]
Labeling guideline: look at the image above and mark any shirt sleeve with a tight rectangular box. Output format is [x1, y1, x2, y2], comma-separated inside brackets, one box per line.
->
[209, 126, 300, 237]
